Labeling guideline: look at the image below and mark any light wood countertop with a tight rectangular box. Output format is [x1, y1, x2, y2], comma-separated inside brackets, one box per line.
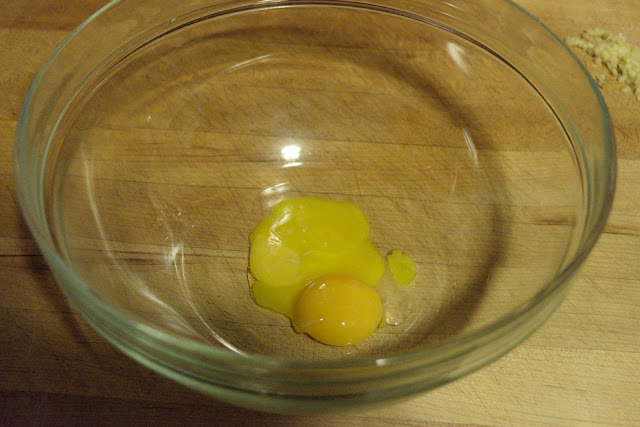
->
[1, 0, 638, 424]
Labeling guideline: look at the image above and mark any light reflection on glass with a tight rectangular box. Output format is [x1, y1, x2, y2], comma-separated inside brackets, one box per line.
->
[281, 144, 301, 161]
[222, 54, 274, 75]
[446, 41, 468, 73]
[262, 182, 289, 196]
[462, 127, 479, 165]
[262, 182, 291, 208]
[282, 161, 302, 168]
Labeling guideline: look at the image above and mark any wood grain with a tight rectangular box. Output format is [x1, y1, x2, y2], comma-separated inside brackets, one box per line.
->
[1, 0, 639, 424]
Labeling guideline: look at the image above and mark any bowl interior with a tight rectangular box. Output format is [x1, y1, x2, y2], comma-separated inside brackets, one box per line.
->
[48, 4, 581, 361]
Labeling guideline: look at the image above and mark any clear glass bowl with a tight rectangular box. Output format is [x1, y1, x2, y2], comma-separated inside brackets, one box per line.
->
[14, 0, 615, 413]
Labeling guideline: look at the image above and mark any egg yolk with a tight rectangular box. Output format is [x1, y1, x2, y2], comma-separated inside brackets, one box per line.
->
[293, 276, 383, 346]
[249, 197, 384, 319]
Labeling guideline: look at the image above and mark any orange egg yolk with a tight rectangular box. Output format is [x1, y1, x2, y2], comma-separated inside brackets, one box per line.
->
[293, 276, 383, 346]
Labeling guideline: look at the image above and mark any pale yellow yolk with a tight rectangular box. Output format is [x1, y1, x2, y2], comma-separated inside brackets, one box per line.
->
[249, 197, 385, 320]
[293, 277, 382, 346]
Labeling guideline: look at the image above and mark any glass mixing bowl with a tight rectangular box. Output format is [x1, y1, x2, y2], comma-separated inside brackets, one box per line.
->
[15, 0, 615, 413]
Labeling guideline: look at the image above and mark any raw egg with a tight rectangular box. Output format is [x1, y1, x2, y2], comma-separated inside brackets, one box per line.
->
[248, 197, 415, 346]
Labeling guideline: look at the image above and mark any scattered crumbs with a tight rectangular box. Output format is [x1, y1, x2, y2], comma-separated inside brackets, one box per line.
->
[566, 28, 640, 101]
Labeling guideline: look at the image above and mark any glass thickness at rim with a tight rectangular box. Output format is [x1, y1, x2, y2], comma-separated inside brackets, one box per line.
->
[14, 0, 615, 409]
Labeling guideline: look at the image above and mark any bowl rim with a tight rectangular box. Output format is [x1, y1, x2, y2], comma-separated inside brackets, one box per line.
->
[14, 0, 616, 374]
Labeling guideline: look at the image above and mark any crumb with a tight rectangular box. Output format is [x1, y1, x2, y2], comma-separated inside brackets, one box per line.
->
[566, 27, 640, 101]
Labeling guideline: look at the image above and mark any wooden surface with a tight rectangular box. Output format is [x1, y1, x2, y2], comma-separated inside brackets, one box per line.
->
[1, 0, 639, 424]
